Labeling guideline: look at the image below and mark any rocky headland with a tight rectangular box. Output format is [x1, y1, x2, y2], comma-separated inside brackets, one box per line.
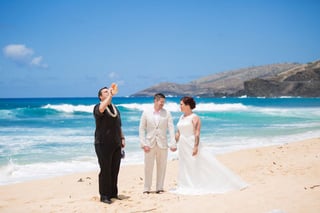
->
[131, 60, 320, 97]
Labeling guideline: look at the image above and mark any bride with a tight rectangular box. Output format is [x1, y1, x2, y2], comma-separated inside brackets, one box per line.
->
[172, 96, 248, 195]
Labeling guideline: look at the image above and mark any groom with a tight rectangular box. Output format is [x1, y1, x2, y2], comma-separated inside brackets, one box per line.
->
[139, 93, 176, 194]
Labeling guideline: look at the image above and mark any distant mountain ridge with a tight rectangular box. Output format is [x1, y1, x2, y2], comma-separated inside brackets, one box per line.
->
[131, 60, 320, 97]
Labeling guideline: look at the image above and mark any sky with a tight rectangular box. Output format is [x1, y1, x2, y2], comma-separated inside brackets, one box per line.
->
[0, 0, 319, 98]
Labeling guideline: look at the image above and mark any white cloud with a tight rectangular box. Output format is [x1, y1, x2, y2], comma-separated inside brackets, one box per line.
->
[3, 44, 48, 68]
[30, 56, 48, 68]
[3, 44, 33, 60]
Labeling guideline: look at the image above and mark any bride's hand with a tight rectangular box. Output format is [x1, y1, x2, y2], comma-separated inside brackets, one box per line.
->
[192, 146, 198, 156]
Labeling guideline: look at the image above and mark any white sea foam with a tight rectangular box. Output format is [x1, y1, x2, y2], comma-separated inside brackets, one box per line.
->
[0, 150, 145, 185]
[42, 104, 95, 113]
[43, 102, 320, 116]
[201, 129, 320, 154]
[120, 102, 248, 112]
[0, 109, 15, 119]
[0, 158, 98, 185]
[195, 103, 248, 112]
[249, 106, 320, 118]
[1, 129, 319, 185]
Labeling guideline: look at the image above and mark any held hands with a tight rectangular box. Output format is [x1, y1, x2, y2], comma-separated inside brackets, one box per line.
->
[170, 146, 177, 152]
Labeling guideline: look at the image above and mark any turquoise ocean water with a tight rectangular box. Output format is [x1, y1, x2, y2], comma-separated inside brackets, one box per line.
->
[1, 97, 320, 185]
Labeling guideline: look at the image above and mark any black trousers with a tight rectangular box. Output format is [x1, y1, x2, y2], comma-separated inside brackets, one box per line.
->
[95, 143, 121, 199]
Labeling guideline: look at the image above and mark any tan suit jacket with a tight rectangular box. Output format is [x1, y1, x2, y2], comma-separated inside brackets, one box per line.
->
[139, 108, 176, 149]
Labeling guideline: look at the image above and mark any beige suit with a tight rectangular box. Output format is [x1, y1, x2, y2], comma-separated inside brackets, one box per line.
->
[139, 108, 176, 192]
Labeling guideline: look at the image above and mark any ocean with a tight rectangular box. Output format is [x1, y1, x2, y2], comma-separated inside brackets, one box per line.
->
[1, 97, 320, 185]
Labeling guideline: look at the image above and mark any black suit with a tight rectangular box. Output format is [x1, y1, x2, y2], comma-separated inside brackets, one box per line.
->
[94, 103, 122, 199]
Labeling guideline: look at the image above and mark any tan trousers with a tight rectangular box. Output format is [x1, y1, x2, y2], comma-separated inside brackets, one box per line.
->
[144, 144, 168, 192]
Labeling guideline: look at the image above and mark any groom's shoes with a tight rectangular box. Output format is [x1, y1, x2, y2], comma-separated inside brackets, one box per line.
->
[156, 190, 165, 194]
[100, 196, 112, 204]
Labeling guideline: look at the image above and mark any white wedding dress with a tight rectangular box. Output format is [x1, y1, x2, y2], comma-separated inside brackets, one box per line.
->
[173, 113, 248, 195]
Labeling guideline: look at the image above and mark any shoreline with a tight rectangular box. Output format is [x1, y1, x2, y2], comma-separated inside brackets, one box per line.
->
[0, 138, 319, 213]
[2, 133, 319, 186]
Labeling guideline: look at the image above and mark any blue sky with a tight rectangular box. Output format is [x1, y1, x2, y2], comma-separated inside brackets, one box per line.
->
[1, 0, 319, 98]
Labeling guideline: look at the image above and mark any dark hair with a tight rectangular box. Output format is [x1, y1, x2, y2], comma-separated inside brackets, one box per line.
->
[181, 96, 196, 109]
[98, 87, 108, 100]
[154, 93, 166, 100]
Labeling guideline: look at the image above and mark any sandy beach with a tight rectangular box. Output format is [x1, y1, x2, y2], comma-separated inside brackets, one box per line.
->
[0, 138, 319, 213]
